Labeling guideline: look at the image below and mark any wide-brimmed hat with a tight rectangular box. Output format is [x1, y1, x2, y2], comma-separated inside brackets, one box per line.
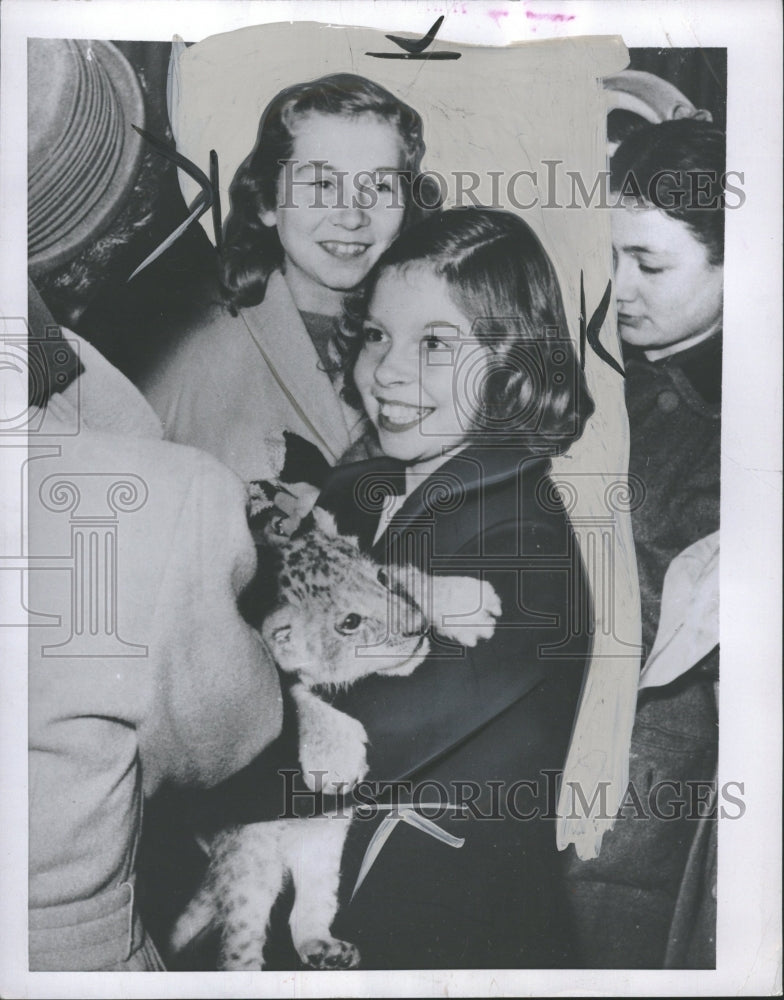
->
[28, 39, 146, 275]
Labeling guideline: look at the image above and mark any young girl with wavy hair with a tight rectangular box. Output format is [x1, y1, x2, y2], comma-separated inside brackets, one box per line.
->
[299, 206, 595, 969]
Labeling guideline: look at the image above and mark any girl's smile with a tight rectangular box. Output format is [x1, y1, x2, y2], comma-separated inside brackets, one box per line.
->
[319, 240, 373, 259]
[374, 397, 436, 433]
[354, 267, 489, 463]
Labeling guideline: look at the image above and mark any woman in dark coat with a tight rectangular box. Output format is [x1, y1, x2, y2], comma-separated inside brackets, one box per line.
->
[563, 119, 724, 969]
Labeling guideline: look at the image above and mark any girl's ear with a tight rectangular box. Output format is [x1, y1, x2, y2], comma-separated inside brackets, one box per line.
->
[260, 207, 277, 228]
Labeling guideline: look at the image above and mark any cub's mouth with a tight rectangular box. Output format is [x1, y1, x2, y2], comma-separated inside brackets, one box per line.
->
[377, 632, 428, 672]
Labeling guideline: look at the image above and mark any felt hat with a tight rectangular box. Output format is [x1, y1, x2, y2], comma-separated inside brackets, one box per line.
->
[28, 39, 146, 275]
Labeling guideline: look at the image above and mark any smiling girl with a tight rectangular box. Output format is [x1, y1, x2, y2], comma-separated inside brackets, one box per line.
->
[307, 207, 595, 968]
[141, 74, 436, 482]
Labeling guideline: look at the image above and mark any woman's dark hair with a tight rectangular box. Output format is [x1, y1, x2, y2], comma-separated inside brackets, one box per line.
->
[340, 207, 594, 455]
[610, 119, 726, 265]
[220, 73, 439, 309]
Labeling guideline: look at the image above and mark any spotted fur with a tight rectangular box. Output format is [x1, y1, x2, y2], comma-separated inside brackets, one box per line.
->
[170, 507, 501, 970]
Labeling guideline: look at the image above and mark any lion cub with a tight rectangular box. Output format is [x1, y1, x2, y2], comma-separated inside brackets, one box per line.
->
[170, 508, 500, 970]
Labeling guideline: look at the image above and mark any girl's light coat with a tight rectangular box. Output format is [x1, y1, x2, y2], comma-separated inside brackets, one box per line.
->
[140, 270, 365, 482]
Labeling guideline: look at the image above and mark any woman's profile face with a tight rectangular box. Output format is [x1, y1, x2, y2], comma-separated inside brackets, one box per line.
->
[261, 111, 407, 314]
[611, 204, 724, 352]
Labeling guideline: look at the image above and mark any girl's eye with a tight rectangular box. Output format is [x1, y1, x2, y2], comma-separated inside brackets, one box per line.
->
[371, 171, 399, 194]
[425, 334, 449, 351]
[639, 264, 665, 275]
[362, 326, 386, 344]
[312, 178, 334, 190]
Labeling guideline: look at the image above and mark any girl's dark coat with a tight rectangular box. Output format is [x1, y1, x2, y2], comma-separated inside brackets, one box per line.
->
[315, 441, 592, 969]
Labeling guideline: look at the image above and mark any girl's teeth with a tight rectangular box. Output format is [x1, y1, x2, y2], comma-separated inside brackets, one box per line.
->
[380, 403, 425, 423]
[322, 242, 368, 258]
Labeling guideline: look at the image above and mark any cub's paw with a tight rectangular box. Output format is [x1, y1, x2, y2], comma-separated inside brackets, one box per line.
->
[300, 709, 369, 793]
[298, 937, 360, 970]
[431, 577, 502, 646]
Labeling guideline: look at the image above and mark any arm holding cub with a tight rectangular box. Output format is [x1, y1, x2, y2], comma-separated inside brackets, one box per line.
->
[254, 508, 501, 794]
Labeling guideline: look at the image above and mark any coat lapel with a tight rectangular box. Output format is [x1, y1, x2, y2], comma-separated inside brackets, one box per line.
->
[320, 456, 407, 552]
[370, 444, 552, 561]
[240, 272, 359, 464]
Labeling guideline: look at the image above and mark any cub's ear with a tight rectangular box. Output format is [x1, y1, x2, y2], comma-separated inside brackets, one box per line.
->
[270, 623, 292, 649]
[260, 608, 306, 676]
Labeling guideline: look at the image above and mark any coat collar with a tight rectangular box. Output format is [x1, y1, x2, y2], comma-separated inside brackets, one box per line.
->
[625, 330, 722, 409]
[368, 442, 553, 559]
[239, 271, 364, 464]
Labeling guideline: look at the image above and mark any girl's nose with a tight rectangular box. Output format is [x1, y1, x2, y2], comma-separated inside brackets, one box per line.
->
[374, 343, 416, 386]
[332, 204, 370, 230]
[613, 254, 638, 304]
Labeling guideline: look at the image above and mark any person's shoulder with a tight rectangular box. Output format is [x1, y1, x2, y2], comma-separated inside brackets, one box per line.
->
[624, 333, 722, 414]
[451, 444, 552, 498]
[452, 444, 572, 546]
[137, 292, 250, 400]
[56, 424, 244, 497]
[676, 331, 722, 406]
[165, 292, 241, 352]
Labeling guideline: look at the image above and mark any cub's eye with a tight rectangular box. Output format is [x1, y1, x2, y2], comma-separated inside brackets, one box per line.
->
[336, 613, 363, 635]
[377, 568, 389, 588]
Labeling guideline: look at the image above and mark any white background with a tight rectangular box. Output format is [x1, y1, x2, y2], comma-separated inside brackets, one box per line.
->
[1, 1, 781, 997]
